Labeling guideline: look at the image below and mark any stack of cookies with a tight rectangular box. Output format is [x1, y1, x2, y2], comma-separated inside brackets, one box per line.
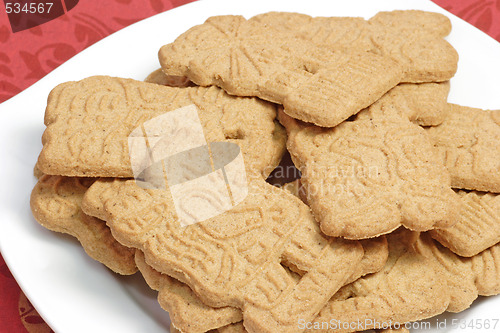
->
[30, 9, 500, 333]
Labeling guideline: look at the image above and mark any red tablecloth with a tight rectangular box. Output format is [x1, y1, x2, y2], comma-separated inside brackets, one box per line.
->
[1, 0, 499, 332]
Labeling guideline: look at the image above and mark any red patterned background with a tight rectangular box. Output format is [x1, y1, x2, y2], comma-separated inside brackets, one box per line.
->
[0, 0, 499, 331]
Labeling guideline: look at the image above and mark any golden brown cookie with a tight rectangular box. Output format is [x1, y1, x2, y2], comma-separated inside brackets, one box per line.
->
[415, 233, 500, 313]
[281, 180, 389, 283]
[430, 190, 500, 257]
[251, 10, 457, 83]
[425, 104, 500, 192]
[369, 10, 452, 37]
[30, 175, 136, 275]
[170, 323, 180, 333]
[137, 197, 387, 332]
[357, 82, 450, 126]
[159, 15, 403, 127]
[253, 10, 451, 45]
[135, 234, 387, 333]
[279, 110, 458, 239]
[310, 229, 450, 332]
[249, 13, 374, 54]
[136, 250, 242, 333]
[368, 26, 456, 83]
[347, 237, 389, 285]
[471, 244, 500, 297]
[37, 76, 285, 179]
[82, 177, 364, 333]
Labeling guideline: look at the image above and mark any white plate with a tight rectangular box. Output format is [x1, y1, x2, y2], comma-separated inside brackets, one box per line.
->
[1, 0, 499, 332]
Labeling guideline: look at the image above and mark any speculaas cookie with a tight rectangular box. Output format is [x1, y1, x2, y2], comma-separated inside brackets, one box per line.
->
[250, 10, 457, 83]
[415, 233, 500, 313]
[159, 15, 403, 127]
[215, 318, 411, 333]
[81, 177, 364, 333]
[136, 250, 241, 333]
[369, 10, 452, 37]
[425, 104, 500, 193]
[357, 82, 450, 126]
[30, 175, 136, 275]
[135, 233, 387, 333]
[430, 190, 500, 257]
[37, 76, 285, 179]
[311, 229, 450, 332]
[279, 109, 458, 239]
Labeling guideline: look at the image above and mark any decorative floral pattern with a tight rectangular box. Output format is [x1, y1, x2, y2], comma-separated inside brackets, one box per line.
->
[18, 293, 53, 333]
[0, 0, 498, 331]
[1, 253, 29, 332]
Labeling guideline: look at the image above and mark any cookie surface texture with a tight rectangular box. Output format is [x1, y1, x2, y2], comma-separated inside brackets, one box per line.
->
[425, 104, 500, 192]
[310, 229, 450, 332]
[430, 191, 500, 257]
[356, 82, 450, 126]
[235, 10, 457, 82]
[37, 76, 285, 179]
[30, 175, 136, 275]
[279, 110, 458, 239]
[159, 15, 404, 127]
[136, 235, 387, 333]
[415, 233, 500, 313]
[135, 250, 242, 333]
[82, 177, 364, 333]
[144, 68, 192, 87]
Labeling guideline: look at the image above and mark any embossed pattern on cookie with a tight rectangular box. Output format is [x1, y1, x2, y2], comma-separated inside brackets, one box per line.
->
[81, 178, 364, 333]
[159, 15, 403, 127]
[248, 10, 458, 83]
[369, 10, 452, 37]
[279, 110, 459, 239]
[250, 12, 373, 51]
[30, 175, 136, 275]
[311, 229, 450, 333]
[37, 76, 285, 179]
[415, 233, 500, 313]
[135, 250, 242, 333]
[135, 235, 387, 333]
[430, 191, 500, 257]
[425, 104, 500, 193]
[471, 243, 500, 296]
[357, 82, 450, 126]
[95, 181, 386, 333]
[344, 237, 389, 285]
